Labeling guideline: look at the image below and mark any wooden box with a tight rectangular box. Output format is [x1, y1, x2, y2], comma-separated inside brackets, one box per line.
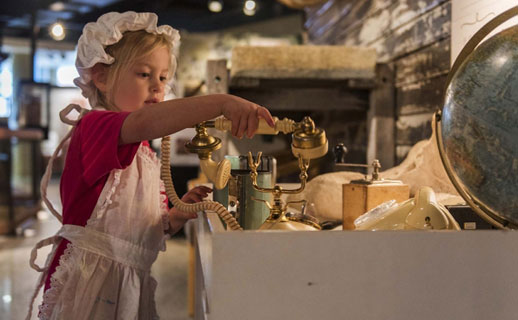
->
[343, 182, 409, 229]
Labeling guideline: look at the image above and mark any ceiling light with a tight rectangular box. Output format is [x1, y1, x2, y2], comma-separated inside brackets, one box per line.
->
[244, 0, 256, 10]
[49, 22, 65, 41]
[208, 0, 223, 13]
[243, 0, 257, 16]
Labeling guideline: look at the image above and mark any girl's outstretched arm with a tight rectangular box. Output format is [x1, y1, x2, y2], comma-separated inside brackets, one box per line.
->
[119, 94, 274, 145]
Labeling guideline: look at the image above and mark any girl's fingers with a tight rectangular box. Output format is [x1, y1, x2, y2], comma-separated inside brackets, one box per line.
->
[192, 186, 212, 194]
[184, 188, 211, 202]
[237, 113, 248, 139]
[225, 99, 272, 137]
[183, 187, 211, 197]
[257, 107, 275, 127]
[231, 115, 239, 137]
[247, 109, 259, 138]
[184, 194, 201, 203]
[182, 193, 194, 203]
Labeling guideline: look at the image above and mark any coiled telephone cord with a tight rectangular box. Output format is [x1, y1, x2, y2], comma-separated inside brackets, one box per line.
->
[160, 136, 242, 231]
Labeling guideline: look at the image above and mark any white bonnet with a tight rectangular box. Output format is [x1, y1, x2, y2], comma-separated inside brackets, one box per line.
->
[73, 11, 181, 108]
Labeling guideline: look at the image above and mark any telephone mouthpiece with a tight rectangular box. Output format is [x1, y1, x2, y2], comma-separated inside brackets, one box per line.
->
[214, 159, 231, 190]
[200, 158, 231, 190]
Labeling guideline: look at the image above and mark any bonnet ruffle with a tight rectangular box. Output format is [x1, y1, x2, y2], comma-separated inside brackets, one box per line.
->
[73, 11, 180, 107]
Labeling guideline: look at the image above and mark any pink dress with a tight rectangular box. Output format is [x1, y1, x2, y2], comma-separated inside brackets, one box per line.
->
[29, 111, 170, 320]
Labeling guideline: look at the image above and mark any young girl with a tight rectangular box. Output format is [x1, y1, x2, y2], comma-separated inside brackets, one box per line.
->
[27, 11, 274, 320]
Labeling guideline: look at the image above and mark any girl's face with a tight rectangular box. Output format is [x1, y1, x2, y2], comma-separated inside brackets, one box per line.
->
[112, 46, 171, 112]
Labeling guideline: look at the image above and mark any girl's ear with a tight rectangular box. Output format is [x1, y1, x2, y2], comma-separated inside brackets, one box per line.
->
[91, 64, 108, 92]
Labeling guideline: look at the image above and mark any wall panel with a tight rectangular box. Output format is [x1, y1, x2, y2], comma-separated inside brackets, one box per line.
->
[304, 0, 451, 164]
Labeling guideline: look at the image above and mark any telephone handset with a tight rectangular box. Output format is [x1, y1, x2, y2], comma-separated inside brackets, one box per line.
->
[183, 117, 296, 190]
[160, 116, 328, 231]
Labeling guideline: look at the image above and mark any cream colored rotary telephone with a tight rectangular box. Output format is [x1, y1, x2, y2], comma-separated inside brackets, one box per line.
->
[160, 116, 328, 231]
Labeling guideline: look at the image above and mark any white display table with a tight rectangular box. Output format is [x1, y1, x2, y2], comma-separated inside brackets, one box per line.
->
[186, 211, 518, 320]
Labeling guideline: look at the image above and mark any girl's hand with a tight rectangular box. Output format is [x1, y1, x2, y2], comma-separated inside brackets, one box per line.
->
[168, 186, 212, 235]
[221, 94, 275, 139]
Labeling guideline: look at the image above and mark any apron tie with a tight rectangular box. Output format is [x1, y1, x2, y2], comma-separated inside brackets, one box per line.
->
[40, 104, 90, 223]
[26, 233, 62, 320]
[29, 235, 61, 272]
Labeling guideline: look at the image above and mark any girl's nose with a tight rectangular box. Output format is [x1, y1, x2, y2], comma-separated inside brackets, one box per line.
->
[151, 78, 164, 93]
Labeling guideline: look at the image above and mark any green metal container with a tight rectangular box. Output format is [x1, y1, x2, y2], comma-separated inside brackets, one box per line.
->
[213, 155, 274, 230]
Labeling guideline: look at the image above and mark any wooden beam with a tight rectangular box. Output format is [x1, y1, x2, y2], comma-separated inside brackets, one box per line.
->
[395, 38, 451, 87]
[230, 87, 369, 111]
[206, 59, 229, 161]
[367, 63, 395, 170]
[397, 74, 448, 116]
[206, 59, 228, 94]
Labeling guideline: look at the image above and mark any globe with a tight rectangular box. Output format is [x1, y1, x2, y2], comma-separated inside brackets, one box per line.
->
[442, 25, 518, 224]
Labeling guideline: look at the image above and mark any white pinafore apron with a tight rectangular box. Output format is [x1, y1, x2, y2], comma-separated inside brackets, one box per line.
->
[28, 143, 170, 320]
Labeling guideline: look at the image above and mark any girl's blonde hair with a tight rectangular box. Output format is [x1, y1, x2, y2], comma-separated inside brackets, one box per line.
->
[94, 30, 174, 110]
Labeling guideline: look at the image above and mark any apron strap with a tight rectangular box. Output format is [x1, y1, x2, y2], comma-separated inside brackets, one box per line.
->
[40, 104, 90, 223]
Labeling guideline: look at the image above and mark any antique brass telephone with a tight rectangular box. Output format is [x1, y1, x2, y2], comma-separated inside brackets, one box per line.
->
[160, 116, 328, 231]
